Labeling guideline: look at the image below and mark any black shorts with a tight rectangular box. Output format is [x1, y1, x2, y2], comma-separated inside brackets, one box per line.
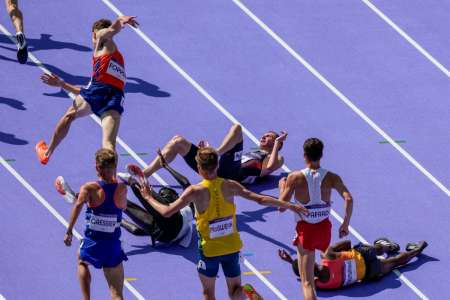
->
[183, 142, 243, 181]
[353, 243, 382, 281]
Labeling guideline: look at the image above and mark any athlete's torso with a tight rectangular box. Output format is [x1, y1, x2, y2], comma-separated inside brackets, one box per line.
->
[91, 50, 126, 91]
[195, 177, 243, 257]
[315, 249, 366, 289]
[294, 167, 331, 224]
[239, 148, 269, 184]
[84, 181, 125, 240]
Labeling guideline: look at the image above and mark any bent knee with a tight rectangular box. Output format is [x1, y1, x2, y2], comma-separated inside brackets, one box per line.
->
[170, 135, 189, 147]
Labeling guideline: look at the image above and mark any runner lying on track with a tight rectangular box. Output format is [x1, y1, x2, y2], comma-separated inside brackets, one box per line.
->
[278, 238, 428, 289]
[120, 124, 287, 185]
[56, 151, 194, 248]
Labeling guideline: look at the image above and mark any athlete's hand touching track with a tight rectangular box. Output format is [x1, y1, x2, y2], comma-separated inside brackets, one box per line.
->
[64, 231, 73, 246]
[339, 223, 349, 238]
[119, 16, 139, 28]
[41, 73, 64, 87]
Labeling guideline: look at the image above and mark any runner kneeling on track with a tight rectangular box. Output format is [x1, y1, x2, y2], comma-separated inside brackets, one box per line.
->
[56, 151, 195, 248]
[278, 238, 428, 289]
[129, 147, 308, 300]
[120, 124, 287, 185]
[63, 149, 128, 300]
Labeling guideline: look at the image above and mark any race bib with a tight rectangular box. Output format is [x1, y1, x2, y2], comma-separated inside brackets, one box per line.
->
[87, 214, 118, 233]
[342, 260, 358, 286]
[209, 216, 234, 239]
[106, 60, 126, 82]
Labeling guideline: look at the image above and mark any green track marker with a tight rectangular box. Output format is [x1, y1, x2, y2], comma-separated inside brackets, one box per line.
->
[379, 140, 406, 144]
[5, 158, 15, 162]
[120, 152, 148, 157]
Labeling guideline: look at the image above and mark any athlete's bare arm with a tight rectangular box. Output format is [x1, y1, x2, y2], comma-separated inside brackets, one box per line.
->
[94, 16, 138, 54]
[64, 183, 92, 246]
[139, 183, 197, 217]
[261, 131, 287, 177]
[226, 179, 308, 215]
[278, 171, 303, 212]
[41, 73, 81, 95]
[331, 173, 353, 238]
[323, 240, 352, 259]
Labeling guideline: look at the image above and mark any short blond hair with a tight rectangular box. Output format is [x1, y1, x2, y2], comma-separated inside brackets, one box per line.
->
[95, 148, 117, 169]
[195, 147, 218, 173]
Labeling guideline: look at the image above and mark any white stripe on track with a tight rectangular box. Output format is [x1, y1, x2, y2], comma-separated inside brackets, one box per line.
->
[0, 294, 5, 300]
[361, 0, 450, 77]
[96, 1, 431, 299]
[0, 23, 147, 300]
[232, 0, 449, 200]
[0, 156, 144, 300]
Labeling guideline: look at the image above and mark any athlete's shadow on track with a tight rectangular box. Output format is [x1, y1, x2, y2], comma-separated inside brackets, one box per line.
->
[40, 63, 171, 98]
[126, 226, 199, 264]
[318, 254, 439, 297]
[0, 97, 28, 145]
[0, 33, 91, 53]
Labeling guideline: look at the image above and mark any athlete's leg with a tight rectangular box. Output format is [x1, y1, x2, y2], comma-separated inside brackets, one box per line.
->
[103, 263, 124, 300]
[225, 276, 245, 300]
[297, 244, 317, 300]
[217, 124, 243, 156]
[379, 242, 427, 276]
[199, 273, 217, 300]
[45, 95, 92, 158]
[77, 258, 91, 300]
[100, 110, 121, 152]
[5, 0, 23, 33]
[143, 135, 193, 177]
[158, 149, 191, 189]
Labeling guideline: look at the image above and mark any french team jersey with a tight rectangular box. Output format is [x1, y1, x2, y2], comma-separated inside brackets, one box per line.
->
[92, 50, 126, 91]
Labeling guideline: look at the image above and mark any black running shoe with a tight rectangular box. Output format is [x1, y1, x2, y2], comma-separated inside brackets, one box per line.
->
[374, 237, 400, 253]
[406, 241, 428, 254]
[16, 32, 28, 64]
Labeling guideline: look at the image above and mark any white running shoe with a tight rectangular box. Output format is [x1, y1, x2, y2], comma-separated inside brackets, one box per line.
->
[54, 176, 76, 204]
[117, 172, 133, 185]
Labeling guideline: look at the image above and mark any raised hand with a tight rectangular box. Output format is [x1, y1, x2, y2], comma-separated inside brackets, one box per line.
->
[119, 16, 139, 28]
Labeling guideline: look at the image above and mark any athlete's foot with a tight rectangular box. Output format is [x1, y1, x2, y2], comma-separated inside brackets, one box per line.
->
[374, 237, 400, 254]
[54, 176, 76, 203]
[243, 284, 263, 300]
[35, 140, 50, 165]
[15, 32, 28, 64]
[406, 241, 428, 254]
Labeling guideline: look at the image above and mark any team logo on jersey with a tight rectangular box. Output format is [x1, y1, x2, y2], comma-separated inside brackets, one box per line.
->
[197, 260, 206, 270]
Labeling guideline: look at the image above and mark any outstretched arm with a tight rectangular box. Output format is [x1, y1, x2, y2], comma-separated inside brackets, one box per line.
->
[278, 173, 297, 212]
[64, 185, 88, 246]
[139, 184, 194, 217]
[96, 16, 139, 42]
[41, 73, 81, 95]
[230, 180, 308, 215]
[333, 175, 353, 238]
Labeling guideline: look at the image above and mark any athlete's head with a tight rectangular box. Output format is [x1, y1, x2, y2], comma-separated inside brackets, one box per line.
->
[260, 131, 282, 151]
[196, 147, 219, 178]
[91, 19, 112, 42]
[95, 148, 117, 179]
[303, 138, 324, 163]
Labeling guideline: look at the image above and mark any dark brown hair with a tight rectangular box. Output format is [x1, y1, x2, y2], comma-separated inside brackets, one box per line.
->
[92, 19, 112, 32]
[303, 138, 324, 162]
[195, 147, 219, 173]
[95, 148, 117, 169]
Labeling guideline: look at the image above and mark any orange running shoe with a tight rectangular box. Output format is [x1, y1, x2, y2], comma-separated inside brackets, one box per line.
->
[243, 284, 263, 300]
[35, 140, 49, 165]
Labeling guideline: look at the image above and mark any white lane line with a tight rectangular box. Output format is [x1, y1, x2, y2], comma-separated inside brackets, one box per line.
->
[232, 0, 450, 200]
[2, 18, 280, 299]
[96, 1, 430, 298]
[97, 1, 288, 299]
[0, 294, 5, 300]
[0, 156, 145, 300]
[0, 23, 147, 300]
[361, 0, 450, 77]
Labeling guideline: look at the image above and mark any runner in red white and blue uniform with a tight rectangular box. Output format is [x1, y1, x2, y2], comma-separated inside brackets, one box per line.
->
[35, 16, 139, 165]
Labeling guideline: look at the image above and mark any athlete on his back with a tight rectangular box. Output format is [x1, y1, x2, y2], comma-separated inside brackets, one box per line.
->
[35, 16, 138, 164]
[279, 138, 353, 300]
